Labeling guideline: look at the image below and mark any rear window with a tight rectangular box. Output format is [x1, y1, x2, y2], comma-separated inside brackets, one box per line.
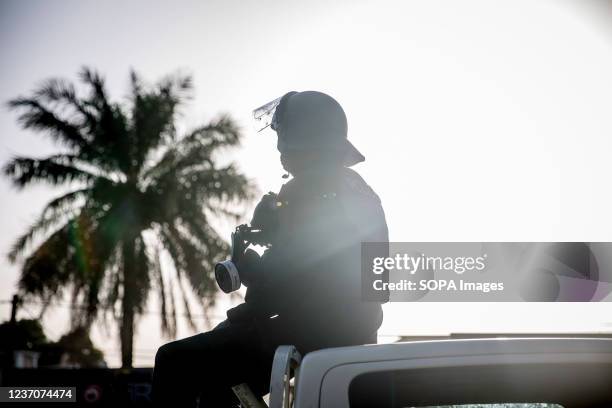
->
[348, 362, 611, 408]
[412, 405, 563, 408]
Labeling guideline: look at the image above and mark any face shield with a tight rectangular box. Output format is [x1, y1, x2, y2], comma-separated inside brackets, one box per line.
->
[253, 91, 299, 133]
[252, 96, 283, 132]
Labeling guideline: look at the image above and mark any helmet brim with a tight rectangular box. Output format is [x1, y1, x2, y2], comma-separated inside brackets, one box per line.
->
[343, 139, 365, 167]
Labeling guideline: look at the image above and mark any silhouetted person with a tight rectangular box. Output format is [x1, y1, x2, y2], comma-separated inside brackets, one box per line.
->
[153, 91, 388, 407]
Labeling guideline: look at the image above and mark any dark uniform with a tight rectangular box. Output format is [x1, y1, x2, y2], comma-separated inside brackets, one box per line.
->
[236, 163, 388, 352]
[153, 91, 388, 407]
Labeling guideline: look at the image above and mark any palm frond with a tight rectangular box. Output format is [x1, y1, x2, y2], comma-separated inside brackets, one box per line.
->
[7, 97, 89, 149]
[160, 221, 221, 301]
[176, 271, 198, 333]
[141, 114, 241, 183]
[188, 164, 255, 203]
[153, 246, 176, 338]
[33, 78, 98, 128]
[4, 154, 98, 189]
[8, 188, 89, 262]
[77, 67, 132, 175]
[78, 67, 109, 111]
[129, 71, 191, 172]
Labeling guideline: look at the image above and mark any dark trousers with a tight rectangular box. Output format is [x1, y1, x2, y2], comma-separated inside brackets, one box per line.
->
[152, 321, 274, 408]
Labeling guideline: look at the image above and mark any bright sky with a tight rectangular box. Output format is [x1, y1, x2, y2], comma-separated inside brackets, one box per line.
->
[1, 0, 612, 367]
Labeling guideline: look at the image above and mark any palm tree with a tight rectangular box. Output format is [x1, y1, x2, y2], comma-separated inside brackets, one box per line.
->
[4, 67, 255, 367]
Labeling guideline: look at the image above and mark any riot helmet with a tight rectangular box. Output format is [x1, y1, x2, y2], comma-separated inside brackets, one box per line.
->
[254, 91, 364, 167]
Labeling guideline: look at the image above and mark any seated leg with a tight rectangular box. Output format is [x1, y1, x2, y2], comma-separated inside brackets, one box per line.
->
[153, 321, 273, 408]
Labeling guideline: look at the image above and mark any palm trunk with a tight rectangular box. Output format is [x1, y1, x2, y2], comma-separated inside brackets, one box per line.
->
[120, 302, 134, 368]
[121, 239, 136, 368]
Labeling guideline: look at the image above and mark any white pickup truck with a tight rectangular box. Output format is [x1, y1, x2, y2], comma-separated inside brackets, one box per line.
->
[248, 337, 612, 408]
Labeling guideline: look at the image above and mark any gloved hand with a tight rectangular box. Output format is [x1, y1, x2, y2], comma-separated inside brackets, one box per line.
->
[226, 303, 253, 324]
[251, 192, 279, 230]
[235, 248, 262, 287]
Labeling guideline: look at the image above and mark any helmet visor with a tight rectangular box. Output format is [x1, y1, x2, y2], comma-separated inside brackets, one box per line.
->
[252, 96, 282, 132]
